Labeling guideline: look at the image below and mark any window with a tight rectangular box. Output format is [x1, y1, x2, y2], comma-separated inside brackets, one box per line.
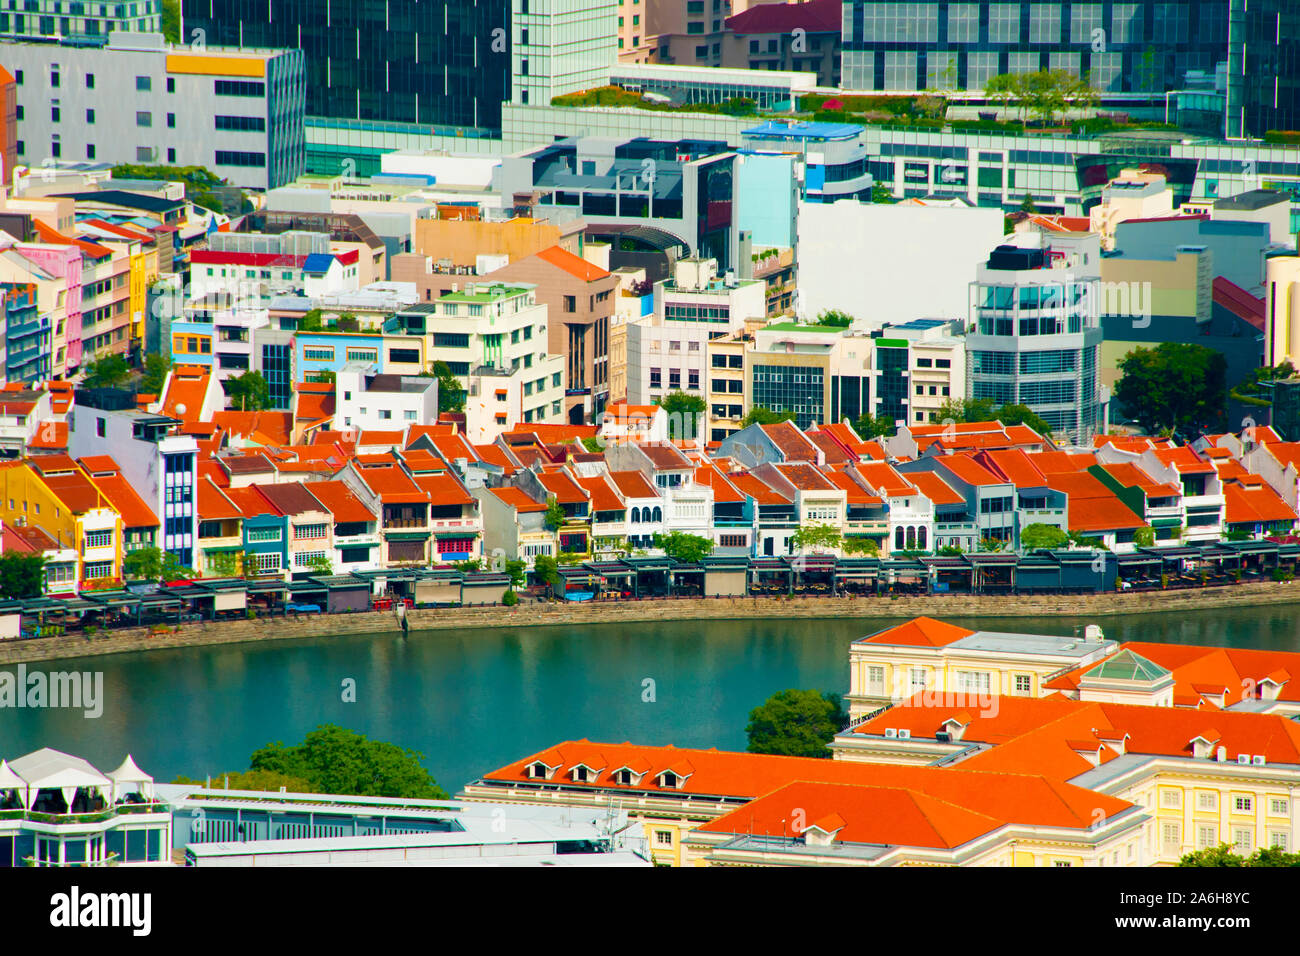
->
[84, 530, 113, 550]
[1270, 798, 1289, 816]
[1198, 792, 1218, 812]
[215, 150, 267, 167]
[1270, 831, 1289, 851]
[136, 110, 152, 127]
[86, 108, 94, 123]
[215, 114, 267, 132]
[83, 561, 113, 580]
[166, 77, 175, 93]
[215, 79, 265, 97]
[563, 295, 576, 313]
[294, 524, 328, 540]
[1160, 789, 1183, 809]
[655, 830, 673, 846]
[1197, 825, 1218, 849]
[248, 527, 282, 543]
[1161, 823, 1181, 851]
[167, 113, 175, 128]
[866, 665, 885, 696]
[294, 550, 327, 568]
[135, 75, 151, 91]
[955, 671, 991, 693]
[253, 552, 282, 574]
[1014, 674, 1031, 694]
[1235, 796, 1253, 813]
[1233, 828, 1252, 854]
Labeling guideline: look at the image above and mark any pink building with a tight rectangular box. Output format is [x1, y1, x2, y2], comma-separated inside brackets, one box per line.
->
[14, 237, 84, 376]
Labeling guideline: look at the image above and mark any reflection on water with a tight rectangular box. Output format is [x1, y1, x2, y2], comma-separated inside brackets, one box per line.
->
[2, 604, 1298, 792]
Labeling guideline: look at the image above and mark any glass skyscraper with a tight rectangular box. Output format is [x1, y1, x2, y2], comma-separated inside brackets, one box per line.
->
[182, 0, 510, 131]
[1226, 0, 1300, 139]
[841, 1, 1230, 95]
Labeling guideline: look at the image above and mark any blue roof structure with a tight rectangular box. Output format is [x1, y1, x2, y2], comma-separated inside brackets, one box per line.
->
[302, 253, 336, 275]
[743, 120, 863, 141]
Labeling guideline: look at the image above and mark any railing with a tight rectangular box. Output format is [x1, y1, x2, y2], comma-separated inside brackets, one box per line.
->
[427, 519, 481, 531]
[5, 802, 170, 824]
[383, 519, 427, 530]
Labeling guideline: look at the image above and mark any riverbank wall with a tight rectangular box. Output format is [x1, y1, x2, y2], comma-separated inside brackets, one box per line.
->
[4, 580, 1300, 666]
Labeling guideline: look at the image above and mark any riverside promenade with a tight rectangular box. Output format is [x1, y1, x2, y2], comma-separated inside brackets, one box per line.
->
[3, 579, 1300, 666]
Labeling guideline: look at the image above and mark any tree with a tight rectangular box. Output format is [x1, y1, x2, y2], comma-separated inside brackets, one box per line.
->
[453, 559, 482, 573]
[1115, 343, 1227, 436]
[334, 313, 360, 332]
[140, 354, 173, 396]
[978, 537, 1006, 552]
[745, 689, 848, 758]
[816, 309, 855, 329]
[842, 537, 880, 556]
[82, 354, 131, 388]
[532, 554, 561, 590]
[504, 559, 527, 589]
[248, 724, 448, 799]
[1179, 843, 1300, 867]
[543, 495, 566, 532]
[1020, 195, 1038, 213]
[658, 391, 706, 440]
[854, 414, 895, 439]
[870, 182, 896, 204]
[984, 72, 1020, 120]
[791, 523, 842, 553]
[123, 547, 163, 581]
[501, 589, 519, 607]
[0, 552, 45, 599]
[160, 0, 181, 43]
[991, 402, 1052, 437]
[1229, 360, 1297, 410]
[1020, 523, 1068, 550]
[299, 308, 324, 332]
[937, 396, 996, 424]
[224, 370, 272, 411]
[304, 554, 334, 576]
[431, 360, 466, 413]
[653, 531, 714, 564]
[741, 406, 796, 427]
[1133, 526, 1156, 547]
[581, 436, 604, 453]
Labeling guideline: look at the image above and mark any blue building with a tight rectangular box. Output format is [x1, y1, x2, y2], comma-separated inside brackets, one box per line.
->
[294, 331, 387, 382]
[741, 121, 873, 204]
[1, 282, 51, 385]
[239, 493, 289, 579]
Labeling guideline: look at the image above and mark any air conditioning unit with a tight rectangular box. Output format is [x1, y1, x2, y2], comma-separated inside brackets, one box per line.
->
[1252, 755, 1266, 766]
[884, 728, 898, 739]
[898, 729, 911, 739]
[1238, 754, 1251, 765]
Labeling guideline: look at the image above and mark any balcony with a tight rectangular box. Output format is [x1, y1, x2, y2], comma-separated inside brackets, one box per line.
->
[427, 518, 482, 531]
[383, 518, 428, 530]
[335, 531, 380, 546]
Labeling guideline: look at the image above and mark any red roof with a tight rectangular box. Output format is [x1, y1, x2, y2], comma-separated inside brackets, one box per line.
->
[906, 469, 965, 506]
[303, 480, 376, 523]
[535, 245, 611, 282]
[1044, 471, 1146, 533]
[197, 476, 245, 522]
[87, 471, 158, 529]
[536, 469, 587, 505]
[1212, 276, 1265, 331]
[608, 469, 659, 499]
[577, 474, 624, 512]
[489, 486, 546, 513]
[857, 617, 974, 648]
[726, 0, 841, 33]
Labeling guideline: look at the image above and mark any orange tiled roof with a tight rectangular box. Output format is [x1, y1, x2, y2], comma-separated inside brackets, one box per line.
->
[303, 480, 376, 523]
[907, 469, 965, 506]
[577, 473, 624, 512]
[489, 486, 546, 513]
[857, 617, 975, 648]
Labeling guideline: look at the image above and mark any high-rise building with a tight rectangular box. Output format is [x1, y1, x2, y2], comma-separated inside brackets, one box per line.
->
[0, 32, 305, 189]
[840, 1, 1230, 96]
[183, 0, 512, 173]
[511, 0, 617, 107]
[967, 232, 1103, 444]
[0, 0, 161, 38]
[1226, 0, 1300, 139]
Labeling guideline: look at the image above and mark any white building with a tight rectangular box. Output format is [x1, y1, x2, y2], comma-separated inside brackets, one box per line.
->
[67, 392, 199, 570]
[627, 257, 765, 406]
[796, 199, 1005, 327]
[334, 367, 439, 434]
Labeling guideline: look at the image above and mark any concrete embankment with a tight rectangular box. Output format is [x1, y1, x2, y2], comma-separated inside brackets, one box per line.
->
[3, 580, 1300, 666]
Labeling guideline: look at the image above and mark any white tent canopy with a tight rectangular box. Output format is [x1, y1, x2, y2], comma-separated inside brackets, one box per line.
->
[8, 747, 112, 810]
[107, 754, 155, 801]
[0, 759, 24, 792]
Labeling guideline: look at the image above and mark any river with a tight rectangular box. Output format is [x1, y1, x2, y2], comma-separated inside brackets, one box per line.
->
[4, 605, 1300, 793]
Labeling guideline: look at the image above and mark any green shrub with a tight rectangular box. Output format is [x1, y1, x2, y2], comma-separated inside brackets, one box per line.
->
[502, 589, 519, 607]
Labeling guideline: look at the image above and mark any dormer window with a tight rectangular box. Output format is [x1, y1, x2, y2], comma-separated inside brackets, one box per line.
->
[614, 768, 640, 786]
[657, 770, 687, 790]
[570, 764, 601, 783]
[527, 761, 555, 780]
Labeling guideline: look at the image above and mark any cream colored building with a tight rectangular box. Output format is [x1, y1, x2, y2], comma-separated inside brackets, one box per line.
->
[844, 616, 1117, 719]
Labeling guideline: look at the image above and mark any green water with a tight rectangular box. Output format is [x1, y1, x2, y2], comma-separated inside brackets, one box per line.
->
[4, 604, 1299, 792]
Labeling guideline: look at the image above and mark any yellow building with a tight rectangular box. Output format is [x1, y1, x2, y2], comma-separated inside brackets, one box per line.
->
[0, 459, 123, 587]
[461, 739, 1147, 867]
[834, 691, 1300, 865]
[844, 616, 1117, 718]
